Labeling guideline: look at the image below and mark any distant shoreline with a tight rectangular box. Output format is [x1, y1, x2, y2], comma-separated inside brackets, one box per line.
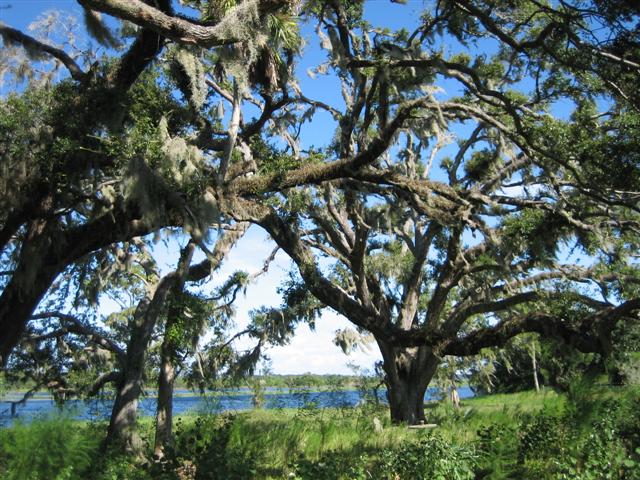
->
[1, 383, 473, 402]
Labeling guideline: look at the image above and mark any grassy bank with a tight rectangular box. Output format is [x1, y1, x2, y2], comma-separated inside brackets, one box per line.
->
[1, 386, 638, 479]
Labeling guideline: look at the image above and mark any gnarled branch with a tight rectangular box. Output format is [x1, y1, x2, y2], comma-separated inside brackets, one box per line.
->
[0, 23, 86, 81]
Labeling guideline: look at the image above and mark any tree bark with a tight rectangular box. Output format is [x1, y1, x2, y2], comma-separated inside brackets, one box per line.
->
[104, 290, 157, 453]
[0, 1, 171, 365]
[104, 271, 176, 453]
[104, 226, 247, 452]
[105, 368, 145, 453]
[0, 272, 57, 365]
[0, 220, 60, 365]
[154, 355, 176, 456]
[530, 342, 540, 393]
[376, 339, 440, 425]
[154, 242, 195, 457]
[0, 199, 180, 367]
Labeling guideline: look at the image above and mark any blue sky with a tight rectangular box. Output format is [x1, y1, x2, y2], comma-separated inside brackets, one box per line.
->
[129, 226, 382, 375]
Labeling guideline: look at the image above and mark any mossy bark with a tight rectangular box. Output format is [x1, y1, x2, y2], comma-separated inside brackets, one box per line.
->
[377, 339, 440, 425]
[105, 295, 158, 454]
[154, 242, 195, 456]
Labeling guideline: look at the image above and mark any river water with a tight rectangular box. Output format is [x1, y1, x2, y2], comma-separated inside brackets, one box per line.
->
[0, 386, 474, 424]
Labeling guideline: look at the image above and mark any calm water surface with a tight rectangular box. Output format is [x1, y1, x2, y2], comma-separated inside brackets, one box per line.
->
[0, 386, 474, 424]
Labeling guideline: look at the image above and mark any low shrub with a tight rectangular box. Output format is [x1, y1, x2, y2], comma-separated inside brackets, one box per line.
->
[375, 433, 476, 480]
[288, 451, 370, 480]
[0, 415, 99, 480]
[513, 399, 640, 479]
[475, 423, 519, 479]
[147, 413, 259, 480]
[289, 433, 476, 480]
[1, 387, 638, 479]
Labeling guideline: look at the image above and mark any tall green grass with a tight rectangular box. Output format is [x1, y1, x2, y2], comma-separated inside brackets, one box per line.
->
[0, 415, 100, 480]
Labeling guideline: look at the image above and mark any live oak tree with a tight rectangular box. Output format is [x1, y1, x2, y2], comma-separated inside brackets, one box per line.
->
[0, 0, 433, 366]
[4, 223, 249, 450]
[225, 0, 640, 423]
[255, 178, 639, 423]
[0, 0, 390, 445]
[5, 221, 295, 454]
[0, 0, 639, 427]
[104, 225, 252, 453]
[151, 229, 286, 457]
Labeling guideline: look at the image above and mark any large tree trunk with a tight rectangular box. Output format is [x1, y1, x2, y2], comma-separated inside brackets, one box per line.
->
[105, 294, 157, 453]
[105, 271, 176, 452]
[0, 220, 60, 365]
[377, 340, 440, 425]
[0, 208, 160, 367]
[0, 271, 56, 365]
[0, 9, 169, 364]
[154, 353, 176, 457]
[106, 370, 145, 453]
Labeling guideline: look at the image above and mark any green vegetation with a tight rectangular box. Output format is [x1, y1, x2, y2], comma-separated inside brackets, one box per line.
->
[1, 0, 639, 477]
[0, 415, 100, 480]
[1, 386, 638, 479]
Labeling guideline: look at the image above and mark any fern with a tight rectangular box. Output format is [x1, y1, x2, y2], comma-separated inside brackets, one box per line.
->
[0, 416, 99, 480]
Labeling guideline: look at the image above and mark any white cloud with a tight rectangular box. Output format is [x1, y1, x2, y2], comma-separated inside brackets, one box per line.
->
[264, 311, 381, 375]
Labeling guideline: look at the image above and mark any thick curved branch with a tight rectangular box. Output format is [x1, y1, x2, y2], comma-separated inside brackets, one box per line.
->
[447, 291, 541, 331]
[108, 22, 164, 91]
[443, 298, 640, 356]
[228, 97, 434, 194]
[77, 0, 290, 47]
[189, 222, 250, 281]
[452, 0, 561, 52]
[87, 370, 121, 397]
[227, 197, 385, 335]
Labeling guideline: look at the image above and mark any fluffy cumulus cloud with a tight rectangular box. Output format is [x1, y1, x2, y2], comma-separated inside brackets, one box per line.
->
[264, 311, 381, 375]
[208, 227, 381, 375]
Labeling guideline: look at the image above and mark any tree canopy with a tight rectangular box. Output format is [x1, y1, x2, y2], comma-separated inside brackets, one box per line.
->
[0, 0, 639, 432]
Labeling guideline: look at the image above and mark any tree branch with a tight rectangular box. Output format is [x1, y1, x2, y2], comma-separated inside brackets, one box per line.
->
[218, 80, 241, 184]
[77, 0, 290, 47]
[29, 312, 126, 362]
[0, 23, 86, 81]
[443, 298, 640, 356]
[229, 97, 435, 194]
[189, 222, 250, 281]
[87, 370, 121, 397]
